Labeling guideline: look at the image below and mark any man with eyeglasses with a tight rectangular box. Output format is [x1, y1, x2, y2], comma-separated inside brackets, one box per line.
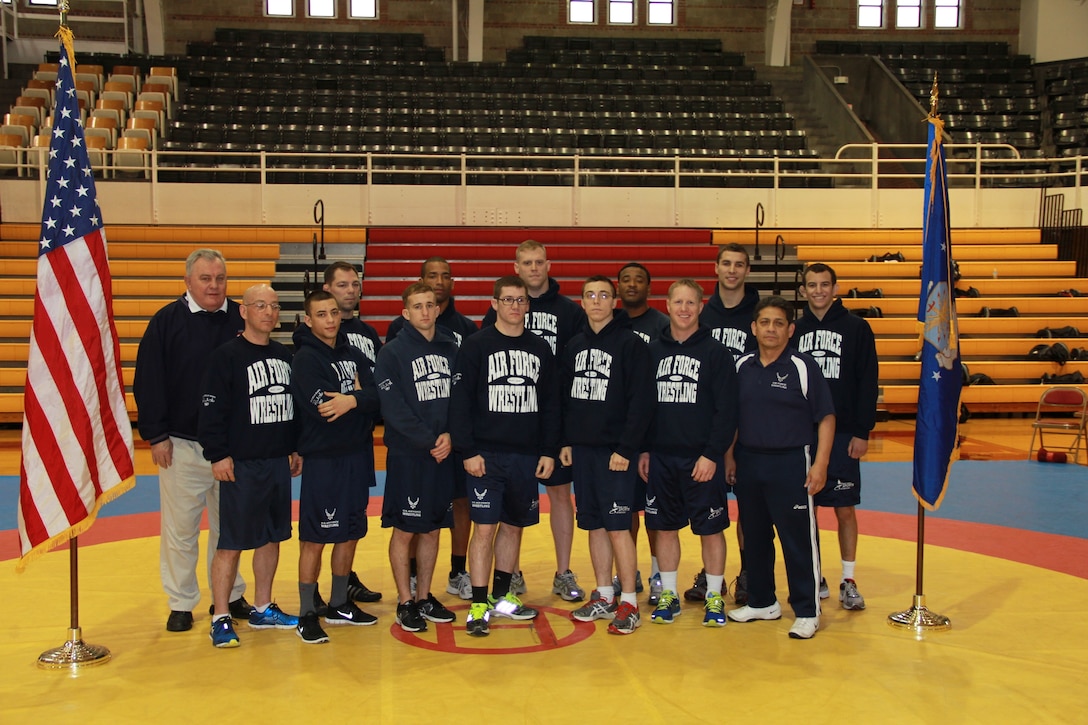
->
[451, 276, 561, 636]
[560, 276, 654, 634]
[483, 240, 586, 604]
[135, 248, 251, 633]
[198, 285, 302, 648]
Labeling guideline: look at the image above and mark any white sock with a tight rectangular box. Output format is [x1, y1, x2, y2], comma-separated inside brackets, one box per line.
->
[600, 588, 615, 604]
[651, 556, 660, 577]
[705, 573, 725, 597]
[255, 603, 270, 614]
[842, 560, 856, 582]
[620, 592, 638, 607]
[660, 571, 678, 595]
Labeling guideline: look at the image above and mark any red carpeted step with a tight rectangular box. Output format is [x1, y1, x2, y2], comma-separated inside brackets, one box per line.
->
[366, 228, 711, 245]
[365, 260, 712, 279]
[366, 243, 712, 262]
[361, 278, 716, 297]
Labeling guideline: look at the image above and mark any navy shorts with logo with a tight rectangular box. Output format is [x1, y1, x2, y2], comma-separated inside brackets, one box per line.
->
[814, 432, 862, 508]
[218, 457, 292, 551]
[644, 451, 730, 535]
[466, 450, 541, 528]
[572, 445, 638, 532]
[381, 452, 455, 533]
[299, 450, 372, 544]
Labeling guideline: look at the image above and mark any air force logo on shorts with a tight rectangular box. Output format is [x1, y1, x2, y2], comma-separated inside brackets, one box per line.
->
[644, 495, 658, 515]
[471, 487, 490, 510]
[322, 508, 339, 529]
[402, 496, 422, 518]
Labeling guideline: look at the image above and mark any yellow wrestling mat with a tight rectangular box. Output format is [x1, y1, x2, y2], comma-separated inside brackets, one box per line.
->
[2, 522, 1086, 724]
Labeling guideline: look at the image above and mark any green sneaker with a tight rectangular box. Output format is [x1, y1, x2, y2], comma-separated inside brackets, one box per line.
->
[466, 601, 491, 637]
[703, 592, 727, 627]
[489, 592, 538, 620]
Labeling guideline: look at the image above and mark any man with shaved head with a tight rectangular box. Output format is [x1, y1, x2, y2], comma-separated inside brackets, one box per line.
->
[199, 285, 302, 648]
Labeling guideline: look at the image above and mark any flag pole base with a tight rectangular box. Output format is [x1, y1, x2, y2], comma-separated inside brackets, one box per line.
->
[887, 595, 951, 633]
[37, 627, 111, 670]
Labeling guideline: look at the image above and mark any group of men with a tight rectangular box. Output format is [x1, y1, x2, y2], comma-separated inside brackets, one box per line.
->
[133, 237, 877, 646]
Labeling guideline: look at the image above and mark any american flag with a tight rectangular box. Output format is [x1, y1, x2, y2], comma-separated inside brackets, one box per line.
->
[16, 41, 135, 571]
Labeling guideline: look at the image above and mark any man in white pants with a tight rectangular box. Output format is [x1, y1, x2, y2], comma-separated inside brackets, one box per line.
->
[134, 249, 250, 632]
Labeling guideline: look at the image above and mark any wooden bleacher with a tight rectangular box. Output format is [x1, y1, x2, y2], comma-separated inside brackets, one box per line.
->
[0, 224, 301, 422]
[713, 227, 1088, 414]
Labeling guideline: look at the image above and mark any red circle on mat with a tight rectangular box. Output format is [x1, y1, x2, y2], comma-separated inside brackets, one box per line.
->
[389, 604, 597, 654]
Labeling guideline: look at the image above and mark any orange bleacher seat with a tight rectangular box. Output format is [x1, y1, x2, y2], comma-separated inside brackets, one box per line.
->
[0, 133, 25, 175]
[86, 116, 117, 148]
[114, 136, 149, 178]
[1, 114, 34, 146]
[101, 81, 133, 110]
[139, 83, 173, 118]
[93, 97, 126, 127]
[133, 99, 165, 131]
[75, 64, 104, 93]
[84, 134, 109, 174]
[147, 66, 178, 99]
[75, 79, 96, 108]
[124, 117, 157, 149]
[34, 63, 59, 83]
[12, 96, 47, 126]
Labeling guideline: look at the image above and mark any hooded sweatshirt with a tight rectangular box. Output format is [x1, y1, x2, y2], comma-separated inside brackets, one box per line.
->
[449, 324, 561, 460]
[290, 328, 380, 457]
[198, 335, 297, 463]
[561, 311, 655, 461]
[293, 315, 382, 372]
[374, 324, 459, 453]
[647, 324, 738, 460]
[483, 277, 585, 357]
[790, 298, 879, 440]
[699, 282, 760, 360]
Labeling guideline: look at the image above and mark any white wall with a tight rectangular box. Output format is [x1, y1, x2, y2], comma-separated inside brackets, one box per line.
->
[1021, 0, 1088, 63]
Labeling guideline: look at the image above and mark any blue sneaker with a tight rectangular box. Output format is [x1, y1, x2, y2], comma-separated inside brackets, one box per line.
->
[650, 590, 681, 624]
[210, 617, 240, 648]
[703, 593, 727, 627]
[248, 602, 299, 630]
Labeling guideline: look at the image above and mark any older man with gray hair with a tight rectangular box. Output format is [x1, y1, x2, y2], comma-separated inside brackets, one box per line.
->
[135, 249, 251, 633]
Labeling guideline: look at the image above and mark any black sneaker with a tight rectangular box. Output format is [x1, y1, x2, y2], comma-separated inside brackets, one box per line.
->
[418, 594, 456, 623]
[396, 601, 428, 632]
[684, 569, 708, 602]
[347, 571, 382, 603]
[296, 612, 330, 644]
[207, 596, 254, 620]
[166, 610, 193, 632]
[324, 600, 378, 626]
[732, 570, 749, 607]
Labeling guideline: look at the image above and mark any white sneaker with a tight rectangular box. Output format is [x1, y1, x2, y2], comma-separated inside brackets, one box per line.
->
[789, 616, 819, 639]
[447, 571, 472, 600]
[727, 601, 782, 622]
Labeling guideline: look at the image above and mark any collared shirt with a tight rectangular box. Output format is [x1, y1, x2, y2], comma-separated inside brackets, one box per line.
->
[184, 292, 229, 314]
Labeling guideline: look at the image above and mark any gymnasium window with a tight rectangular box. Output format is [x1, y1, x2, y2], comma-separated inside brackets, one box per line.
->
[308, 0, 335, 18]
[350, 0, 378, 18]
[570, 0, 595, 23]
[28, 0, 59, 5]
[609, 0, 634, 24]
[934, 0, 962, 28]
[857, 0, 884, 28]
[647, 0, 674, 25]
[896, 0, 922, 28]
[266, 0, 293, 17]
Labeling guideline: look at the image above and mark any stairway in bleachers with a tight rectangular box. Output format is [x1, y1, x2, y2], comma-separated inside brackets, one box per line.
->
[715, 227, 1088, 413]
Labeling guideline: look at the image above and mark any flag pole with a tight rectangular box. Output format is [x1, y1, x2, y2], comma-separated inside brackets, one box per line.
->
[888, 73, 952, 634]
[35, 0, 113, 669]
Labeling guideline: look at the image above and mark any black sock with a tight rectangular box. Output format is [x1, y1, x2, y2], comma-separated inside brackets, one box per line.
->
[493, 569, 512, 599]
[450, 555, 467, 577]
[472, 585, 489, 604]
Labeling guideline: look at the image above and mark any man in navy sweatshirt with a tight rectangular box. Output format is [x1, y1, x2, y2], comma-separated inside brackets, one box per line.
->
[386, 257, 479, 603]
[639, 279, 739, 628]
[290, 290, 381, 644]
[792, 263, 879, 612]
[451, 275, 561, 637]
[134, 248, 250, 633]
[484, 240, 586, 603]
[694, 242, 759, 606]
[375, 282, 460, 633]
[293, 260, 384, 606]
[561, 276, 655, 635]
[198, 284, 302, 648]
